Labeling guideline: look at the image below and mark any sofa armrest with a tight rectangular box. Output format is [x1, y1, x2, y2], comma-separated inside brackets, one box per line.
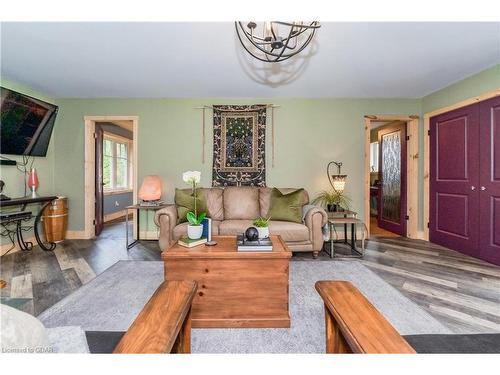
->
[304, 205, 328, 252]
[154, 206, 178, 250]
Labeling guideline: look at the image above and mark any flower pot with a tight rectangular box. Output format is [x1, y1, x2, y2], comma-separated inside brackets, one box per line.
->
[256, 226, 269, 239]
[187, 224, 203, 240]
[327, 204, 339, 212]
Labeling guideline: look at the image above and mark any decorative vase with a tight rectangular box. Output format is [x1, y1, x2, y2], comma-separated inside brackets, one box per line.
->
[327, 204, 339, 212]
[256, 226, 269, 239]
[187, 224, 203, 240]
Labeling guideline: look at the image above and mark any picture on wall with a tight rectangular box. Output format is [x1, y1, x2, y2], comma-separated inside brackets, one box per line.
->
[212, 105, 266, 186]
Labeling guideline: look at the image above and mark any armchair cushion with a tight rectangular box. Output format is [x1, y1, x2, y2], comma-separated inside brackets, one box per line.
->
[268, 188, 305, 223]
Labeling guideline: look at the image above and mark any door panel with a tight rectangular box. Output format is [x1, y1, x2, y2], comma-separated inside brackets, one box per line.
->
[377, 122, 407, 236]
[479, 96, 500, 265]
[94, 125, 104, 236]
[429, 104, 480, 256]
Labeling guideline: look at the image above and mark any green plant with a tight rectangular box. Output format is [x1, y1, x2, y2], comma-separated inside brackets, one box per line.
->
[312, 190, 351, 210]
[187, 211, 206, 226]
[253, 217, 270, 228]
[182, 170, 206, 226]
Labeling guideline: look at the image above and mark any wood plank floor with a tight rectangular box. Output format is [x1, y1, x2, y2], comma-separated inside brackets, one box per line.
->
[1, 222, 499, 334]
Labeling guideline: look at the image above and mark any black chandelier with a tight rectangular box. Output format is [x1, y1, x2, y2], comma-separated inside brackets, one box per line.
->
[235, 21, 321, 63]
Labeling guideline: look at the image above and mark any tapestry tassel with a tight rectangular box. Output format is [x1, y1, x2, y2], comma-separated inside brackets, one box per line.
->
[202, 107, 206, 164]
[271, 106, 275, 168]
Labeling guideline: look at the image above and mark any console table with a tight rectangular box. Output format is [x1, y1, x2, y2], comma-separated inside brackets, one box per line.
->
[0, 195, 58, 252]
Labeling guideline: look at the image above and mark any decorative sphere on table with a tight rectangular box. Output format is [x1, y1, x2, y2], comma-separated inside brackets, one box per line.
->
[245, 227, 259, 241]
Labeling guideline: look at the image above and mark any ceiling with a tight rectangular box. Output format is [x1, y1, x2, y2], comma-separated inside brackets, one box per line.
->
[1, 22, 499, 98]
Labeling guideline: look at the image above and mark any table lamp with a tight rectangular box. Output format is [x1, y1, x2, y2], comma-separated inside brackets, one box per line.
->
[138, 175, 162, 206]
[327, 161, 347, 193]
[27, 168, 39, 198]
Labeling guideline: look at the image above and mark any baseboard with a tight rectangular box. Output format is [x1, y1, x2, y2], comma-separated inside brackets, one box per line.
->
[104, 210, 127, 223]
[416, 230, 425, 240]
[66, 230, 88, 239]
[139, 230, 159, 240]
[1, 236, 35, 257]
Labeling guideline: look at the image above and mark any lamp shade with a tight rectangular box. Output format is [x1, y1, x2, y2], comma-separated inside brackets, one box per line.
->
[331, 175, 347, 193]
[138, 175, 162, 201]
[27, 168, 39, 189]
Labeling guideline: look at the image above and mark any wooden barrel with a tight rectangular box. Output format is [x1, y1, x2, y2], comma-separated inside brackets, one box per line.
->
[42, 197, 68, 243]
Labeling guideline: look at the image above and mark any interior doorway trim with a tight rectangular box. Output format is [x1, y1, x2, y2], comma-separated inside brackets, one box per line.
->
[423, 88, 500, 241]
[84, 116, 139, 239]
[363, 115, 420, 239]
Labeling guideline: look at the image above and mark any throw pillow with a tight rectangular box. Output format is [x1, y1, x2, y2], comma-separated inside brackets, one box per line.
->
[267, 188, 305, 223]
[175, 188, 208, 224]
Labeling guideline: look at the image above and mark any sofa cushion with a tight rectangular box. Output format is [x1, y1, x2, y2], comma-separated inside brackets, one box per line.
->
[219, 220, 253, 236]
[223, 187, 260, 220]
[260, 187, 309, 217]
[268, 220, 310, 242]
[175, 188, 208, 224]
[203, 188, 224, 221]
[219, 219, 310, 242]
[267, 188, 305, 223]
[173, 220, 221, 241]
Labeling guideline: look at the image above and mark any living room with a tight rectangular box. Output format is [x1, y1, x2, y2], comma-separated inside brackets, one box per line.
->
[1, 0, 500, 372]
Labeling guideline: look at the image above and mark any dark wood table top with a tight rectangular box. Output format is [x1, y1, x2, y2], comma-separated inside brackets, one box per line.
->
[0, 195, 58, 208]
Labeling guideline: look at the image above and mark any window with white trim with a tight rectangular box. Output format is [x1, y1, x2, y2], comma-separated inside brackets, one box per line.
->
[103, 133, 132, 192]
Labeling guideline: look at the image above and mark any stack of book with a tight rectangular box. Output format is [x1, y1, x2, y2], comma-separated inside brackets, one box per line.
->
[237, 234, 273, 251]
[178, 236, 207, 248]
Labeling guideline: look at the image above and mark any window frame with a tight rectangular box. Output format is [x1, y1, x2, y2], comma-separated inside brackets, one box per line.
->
[103, 132, 133, 195]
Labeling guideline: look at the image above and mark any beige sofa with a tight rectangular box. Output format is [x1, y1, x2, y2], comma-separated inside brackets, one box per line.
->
[154, 186, 328, 257]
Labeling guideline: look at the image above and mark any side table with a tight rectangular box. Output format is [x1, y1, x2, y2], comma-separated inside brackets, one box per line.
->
[326, 210, 367, 258]
[125, 204, 171, 250]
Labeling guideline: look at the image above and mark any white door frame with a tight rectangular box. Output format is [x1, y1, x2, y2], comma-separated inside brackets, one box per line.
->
[83, 116, 139, 239]
[423, 88, 500, 241]
[363, 115, 420, 239]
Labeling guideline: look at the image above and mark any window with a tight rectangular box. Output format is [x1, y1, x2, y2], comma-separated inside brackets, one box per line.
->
[370, 141, 379, 172]
[103, 134, 132, 192]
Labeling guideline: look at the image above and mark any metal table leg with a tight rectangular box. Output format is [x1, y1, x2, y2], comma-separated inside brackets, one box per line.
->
[126, 208, 139, 250]
[34, 201, 56, 251]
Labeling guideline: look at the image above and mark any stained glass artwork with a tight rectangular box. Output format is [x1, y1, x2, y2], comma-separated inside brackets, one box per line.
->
[381, 130, 401, 223]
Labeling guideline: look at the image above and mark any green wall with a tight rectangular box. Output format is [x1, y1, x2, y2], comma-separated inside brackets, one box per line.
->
[2, 64, 498, 238]
[422, 64, 500, 113]
[53, 98, 420, 231]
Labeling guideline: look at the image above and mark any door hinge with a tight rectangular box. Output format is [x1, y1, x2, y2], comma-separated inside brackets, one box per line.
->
[406, 135, 410, 141]
[427, 222, 430, 228]
[405, 215, 409, 220]
[427, 130, 430, 136]
[93, 133, 98, 139]
[93, 219, 96, 225]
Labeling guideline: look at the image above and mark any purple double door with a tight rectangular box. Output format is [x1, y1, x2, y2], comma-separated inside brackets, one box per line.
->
[430, 96, 500, 265]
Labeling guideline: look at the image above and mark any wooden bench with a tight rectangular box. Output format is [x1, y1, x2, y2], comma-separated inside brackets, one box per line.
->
[114, 280, 197, 354]
[315, 281, 415, 354]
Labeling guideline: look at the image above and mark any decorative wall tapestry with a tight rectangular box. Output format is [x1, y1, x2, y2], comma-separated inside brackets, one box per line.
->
[212, 105, 266, 187]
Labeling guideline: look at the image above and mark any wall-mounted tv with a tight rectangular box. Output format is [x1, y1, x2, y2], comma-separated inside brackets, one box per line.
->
[0, 86, 58, 157]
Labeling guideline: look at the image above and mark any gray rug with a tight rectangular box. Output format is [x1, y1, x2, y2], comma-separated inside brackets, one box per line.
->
[38, 260, 451, 353]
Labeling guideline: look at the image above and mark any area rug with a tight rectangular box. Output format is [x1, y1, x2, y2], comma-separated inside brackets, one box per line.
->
[38, 260, 451, 353]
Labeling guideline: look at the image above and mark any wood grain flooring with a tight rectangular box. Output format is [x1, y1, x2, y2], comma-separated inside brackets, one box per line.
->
[1, 221, 499, 335]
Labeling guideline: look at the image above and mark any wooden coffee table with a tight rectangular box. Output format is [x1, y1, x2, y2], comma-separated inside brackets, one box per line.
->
[162, 235, 292, 328]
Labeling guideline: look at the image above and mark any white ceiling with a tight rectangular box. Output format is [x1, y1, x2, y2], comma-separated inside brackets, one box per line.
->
[1, 22, 499, 98]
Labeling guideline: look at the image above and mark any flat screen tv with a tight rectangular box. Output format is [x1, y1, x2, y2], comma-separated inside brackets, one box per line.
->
[0, 86, 58, 157]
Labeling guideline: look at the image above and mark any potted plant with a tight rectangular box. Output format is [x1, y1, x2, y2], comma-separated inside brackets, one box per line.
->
[253, 217, 270, 239]
[312, 190, 351, 212]
[182, 170, 206, 239]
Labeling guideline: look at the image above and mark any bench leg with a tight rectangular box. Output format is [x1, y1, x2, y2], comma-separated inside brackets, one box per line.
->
[324, 304, 350, 353]
[172, 307, 192, 353]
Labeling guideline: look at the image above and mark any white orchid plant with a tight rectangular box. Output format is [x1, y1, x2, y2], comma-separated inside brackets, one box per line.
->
[182, 171, 206, 226]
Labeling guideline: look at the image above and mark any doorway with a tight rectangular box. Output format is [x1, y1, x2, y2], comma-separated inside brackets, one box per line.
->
[84, 116, 138, 239]
[364, 115, 419, 239]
